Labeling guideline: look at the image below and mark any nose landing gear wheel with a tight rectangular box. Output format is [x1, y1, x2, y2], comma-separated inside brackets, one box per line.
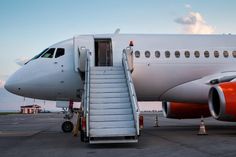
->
[62, 121, 74, 133]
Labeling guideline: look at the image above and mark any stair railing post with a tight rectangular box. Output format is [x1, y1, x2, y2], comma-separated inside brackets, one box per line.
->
[86, 49, 90, 137]
[125, 47, 134, 72]
[82, 49, 91, 138]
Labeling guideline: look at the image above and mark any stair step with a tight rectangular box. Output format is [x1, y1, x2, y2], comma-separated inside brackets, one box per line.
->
[90, 109, 132, 115]
[90, 103, 131, 109]
[90, 74, 125, 79]
[91, 66, 123, 71]
[90, 115, 133, 122]
[90, 78, 126, 84]
[86, 66, 139, 142]
[90, 128, 136, 137]
[90, 120, 134, 129]
[90, 83, 127, 88]
[89, 139, 138, 144]
[90, 97, 130, 104]
[90, 92, 129, 98]
[91, 70, 124, 75]
[90, 87, 128, 93]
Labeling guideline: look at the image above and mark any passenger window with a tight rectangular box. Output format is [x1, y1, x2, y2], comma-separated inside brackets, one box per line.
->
[155, 51, 160, 58]
[175, 51, 180, 58]
[145, 51, 151, 58]
[135, 51, 140, 58]
[185, 51, 190, 58]
[223, 51, 229, 58]
[165, 51, 170, 58]
[55, 48, 65, 58]
[41, 48, 55, 58]
[194, 51, 200, 58]
[204, 51, 210, 58]
[214, 51, 219, 58]
[232, 51, 236, 58]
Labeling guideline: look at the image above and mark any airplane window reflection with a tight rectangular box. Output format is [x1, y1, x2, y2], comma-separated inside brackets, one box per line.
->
[185, 51, 190, 58]
[55, 48, 65, 58]
[135, 51, 140, 58]
[41, 48, 55, 58]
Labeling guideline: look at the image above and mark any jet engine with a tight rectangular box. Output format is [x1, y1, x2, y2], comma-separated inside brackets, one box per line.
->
[208, 82, 236, 122]
[162, 102, 211, 119]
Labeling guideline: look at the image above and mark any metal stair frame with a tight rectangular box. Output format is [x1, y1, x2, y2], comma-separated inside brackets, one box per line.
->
[122, 47, 140, 136]
[82, 49, 91, 138]
[80, 46, 140, 143]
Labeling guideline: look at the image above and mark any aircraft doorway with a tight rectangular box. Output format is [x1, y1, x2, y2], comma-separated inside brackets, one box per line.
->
[95, 39, 113, 66]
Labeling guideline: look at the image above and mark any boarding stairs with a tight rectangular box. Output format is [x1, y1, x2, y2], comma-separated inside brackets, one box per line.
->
[81, 47, 141, 144]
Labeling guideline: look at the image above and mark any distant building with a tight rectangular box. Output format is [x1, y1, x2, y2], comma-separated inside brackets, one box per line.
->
[20, 105, 42, 114]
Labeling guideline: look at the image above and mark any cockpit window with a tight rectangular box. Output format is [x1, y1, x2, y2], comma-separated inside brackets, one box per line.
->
[24, 48, 49, 65]
[41, 48, 55, 58]
[33, 48, 49, 59]
[55, 48, 65, 58]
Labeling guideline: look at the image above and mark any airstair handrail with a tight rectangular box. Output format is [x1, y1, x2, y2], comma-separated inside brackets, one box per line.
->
[83, 49, 91, 137]
[122, 48, 140, 136]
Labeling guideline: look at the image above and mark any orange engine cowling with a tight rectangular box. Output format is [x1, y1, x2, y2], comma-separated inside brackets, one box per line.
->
[162, 102, 211, 119]
[208, 82, 236, 122]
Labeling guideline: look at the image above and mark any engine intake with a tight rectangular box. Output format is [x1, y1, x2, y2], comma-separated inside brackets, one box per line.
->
[208, 82, 236, 122]
[162, 102, 210, 119]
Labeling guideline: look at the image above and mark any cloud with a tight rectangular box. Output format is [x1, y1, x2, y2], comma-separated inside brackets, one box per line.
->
[185, 4, 191, 9]
[175, 12, 197, 25]
[15, 56, 30, 66]
[175, 12, 215, 34]
[0, 80, 5, 88]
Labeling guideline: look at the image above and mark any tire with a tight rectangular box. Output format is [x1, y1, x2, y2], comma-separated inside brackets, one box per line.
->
[62, 121, 74, 133]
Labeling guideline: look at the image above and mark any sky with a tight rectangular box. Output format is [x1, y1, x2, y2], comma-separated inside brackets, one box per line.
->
[0, 0, 236, 110]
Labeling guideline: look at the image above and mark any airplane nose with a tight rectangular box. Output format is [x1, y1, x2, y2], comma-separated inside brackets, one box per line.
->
[4, 80, 10, 91]
[4, 75, 22, 94]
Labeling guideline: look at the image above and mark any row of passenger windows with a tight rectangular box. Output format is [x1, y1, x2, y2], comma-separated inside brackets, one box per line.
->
[134, 50, 236, 58]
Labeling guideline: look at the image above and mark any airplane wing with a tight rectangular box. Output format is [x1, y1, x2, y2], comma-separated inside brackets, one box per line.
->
[160, 71, 236, 121]
[160, 71, 236, 104]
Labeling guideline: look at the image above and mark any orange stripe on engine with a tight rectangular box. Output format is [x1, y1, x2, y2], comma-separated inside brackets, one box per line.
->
[219, 82, 236, 120]
[169, 102, 210, 119]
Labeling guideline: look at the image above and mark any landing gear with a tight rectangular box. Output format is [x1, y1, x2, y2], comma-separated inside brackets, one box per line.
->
[61, 100, 74, 133]
[62, 121, 74, 133]
[61, 108, 74, 133]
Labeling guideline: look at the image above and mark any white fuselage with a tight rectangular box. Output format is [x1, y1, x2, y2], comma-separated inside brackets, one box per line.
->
[5, 34, 236, 104]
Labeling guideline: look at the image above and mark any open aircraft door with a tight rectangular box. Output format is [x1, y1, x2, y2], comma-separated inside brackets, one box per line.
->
[73, 35, 94, 72]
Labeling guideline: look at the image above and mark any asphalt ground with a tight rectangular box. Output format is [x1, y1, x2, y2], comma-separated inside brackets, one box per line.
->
[0, 112, 236, 157]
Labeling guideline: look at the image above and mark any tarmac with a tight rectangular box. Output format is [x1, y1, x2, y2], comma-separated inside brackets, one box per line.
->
[0, 112, 236, 157]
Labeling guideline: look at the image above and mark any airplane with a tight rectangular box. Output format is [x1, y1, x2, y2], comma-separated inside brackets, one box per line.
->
[4, 30, 236, 143]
